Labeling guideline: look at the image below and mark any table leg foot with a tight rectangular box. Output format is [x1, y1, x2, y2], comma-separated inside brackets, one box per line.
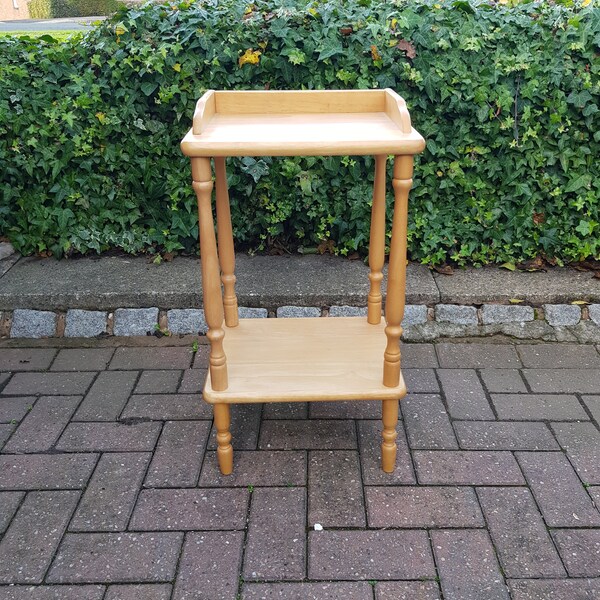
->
[381, 399, 398, 473]
[214, 403, 233, 475]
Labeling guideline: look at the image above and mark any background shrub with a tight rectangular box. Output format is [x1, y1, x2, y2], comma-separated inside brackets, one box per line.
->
[0, 0, 598, 264]
[28, 0, 123, 18]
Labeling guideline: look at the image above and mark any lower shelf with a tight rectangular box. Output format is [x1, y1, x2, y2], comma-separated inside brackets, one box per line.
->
[203, 317, 406, 404]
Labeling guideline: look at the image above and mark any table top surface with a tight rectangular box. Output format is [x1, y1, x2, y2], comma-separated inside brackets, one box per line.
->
[181, 89, 426, 157]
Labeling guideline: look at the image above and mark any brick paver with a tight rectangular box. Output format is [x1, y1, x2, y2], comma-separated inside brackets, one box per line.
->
[0, 491, 80, 583]
[47, 532, 182, 583]
[401, 394, 458, 449]
[70, 452, 151, 532]
[437, 369, 495, 419]
[1, 339, 599, 597]
[173, 532, 243, 600]
[244, 488, 306, 581]
[477, 487, 566, 577]
[516, 452, 600, 526]
[309, 530, 435, 580]
[2, 396, 80, 453]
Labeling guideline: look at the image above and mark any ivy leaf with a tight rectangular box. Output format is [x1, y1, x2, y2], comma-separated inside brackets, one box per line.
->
[500, 262, 516, 271]
[140, 82, 158, 96]
[565, 175, 591, 193]
[318, 38, 343, 61]
[397, 39, 417, 59]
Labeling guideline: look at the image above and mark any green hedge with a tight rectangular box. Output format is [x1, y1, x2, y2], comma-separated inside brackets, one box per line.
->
[1, 0, 598, 264]
[28, 0, 123, 18]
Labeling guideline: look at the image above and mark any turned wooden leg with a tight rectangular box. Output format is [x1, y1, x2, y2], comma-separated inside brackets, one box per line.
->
[381, 399, 398, 472]
[214, 403, 233, 475]
[214, 157, 239, 328]
[367, 155, 386, 325]
[383, 155, 413, 387]
[192, 157, 228, 391]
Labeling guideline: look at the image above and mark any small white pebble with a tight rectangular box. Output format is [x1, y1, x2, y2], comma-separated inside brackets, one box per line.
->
[314, 523, 323, 531]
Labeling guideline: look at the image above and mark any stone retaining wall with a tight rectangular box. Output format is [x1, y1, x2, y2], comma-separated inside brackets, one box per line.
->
[4, 302, 600, 342]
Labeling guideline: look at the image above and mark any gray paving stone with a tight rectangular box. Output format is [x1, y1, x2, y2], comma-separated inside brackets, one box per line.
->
[199, 450, 306, 487]
[0, 454, 97, 490]
[508, 579, 600, 600]
[109, 346, 193, 370]
[0, 586, 105, 599]
[167, 308, 207, 335]
[243, 582, 373, 600]
[10, 309, 56, 338]
[134, 370, 182, 394]
[437, 369, 495, 419]
[2, 372, 95, 396]
[73, 371, 138, 421]
[309, 530, 435, 580]
[239, 307, 268, 318]
[366, 486, 484, 528]
[259, 419, 356, 450]
[3, 396, 80, 453]
[145, 421, 210, 488]
[583, 395, 600, 423]
[414, 451, 525, 485]
[191, 345, 210, 369]
[491, 394, 588, 420]
[0, 349, 56, 371]
[431, 529, 510, 600]
[263, 401, 308, 419]
[244, 488, 306, 581]
[401, 344, 439, 368]
[551, 529, 600, 577]
[0, 423, 14, 449]
[105, 584, 171, 600]
[329, 305, 367, 317]
[173, 532, 243, 600]
[276, 306, 321, 318]
[130, 488, 249, 530]
[401, 394, 458, 449]
[435, 304, 478, 325]
[177, 369, 205, 394]
[0, 373, 10, 391]
[65, 310, 107, 338]
[376, 581, 442, 600]
[0, 396, 35, 423]
[0, 490, 79, 583]
[436, 343, 521, 368]
[309, 400, 381, 419]
[454, 421, 559, 451]
[208, 403, 261, 450]
[523, 369, 600, 394]
[51, 348, 114, 371]
[122, 394, 212, 421]
[482, 304, 534, 324]
[0, 491, 24, 534]
[47, 532, 183, 583]
[113, 308, 159, 336]
[477, 487, 566, 578]
[309, 451, 365, 527]
[70, 452, 151, 532]
[590, 304, 600, 325]
[551, 422, 600, 484]
[479, 369, 527, 393]
[358, 420, 415, 485]
[402, 304, 428, 325]
[517, 343, 600, 368]
[57, 421, 161, 452]
[516, 452, 600, 527]
[544, 304, 582, 326]
[404, 369, 440, 393]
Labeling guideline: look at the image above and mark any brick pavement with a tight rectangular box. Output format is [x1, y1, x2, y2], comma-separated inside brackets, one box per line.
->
[0, 341, 599, 599]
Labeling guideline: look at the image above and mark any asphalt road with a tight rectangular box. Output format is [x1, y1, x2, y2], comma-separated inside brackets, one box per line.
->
[0, 16, 106, 31]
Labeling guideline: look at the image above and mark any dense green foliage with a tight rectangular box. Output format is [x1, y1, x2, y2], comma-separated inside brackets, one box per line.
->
[28, 0, 123, 18]
[1, 0, 598, 264]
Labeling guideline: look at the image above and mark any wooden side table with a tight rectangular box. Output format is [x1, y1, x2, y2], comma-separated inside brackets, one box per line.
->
[181, 89, 425, 475]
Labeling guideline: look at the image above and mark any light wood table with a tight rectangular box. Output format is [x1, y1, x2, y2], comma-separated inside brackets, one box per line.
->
[181, 89, 425, 475]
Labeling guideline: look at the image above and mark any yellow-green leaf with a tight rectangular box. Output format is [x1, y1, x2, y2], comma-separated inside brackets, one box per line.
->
[571, 300, 589, 305]
[173, 63, 181, 72]
[500, 262, 516, 271]
[509, 298, 524, 304]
